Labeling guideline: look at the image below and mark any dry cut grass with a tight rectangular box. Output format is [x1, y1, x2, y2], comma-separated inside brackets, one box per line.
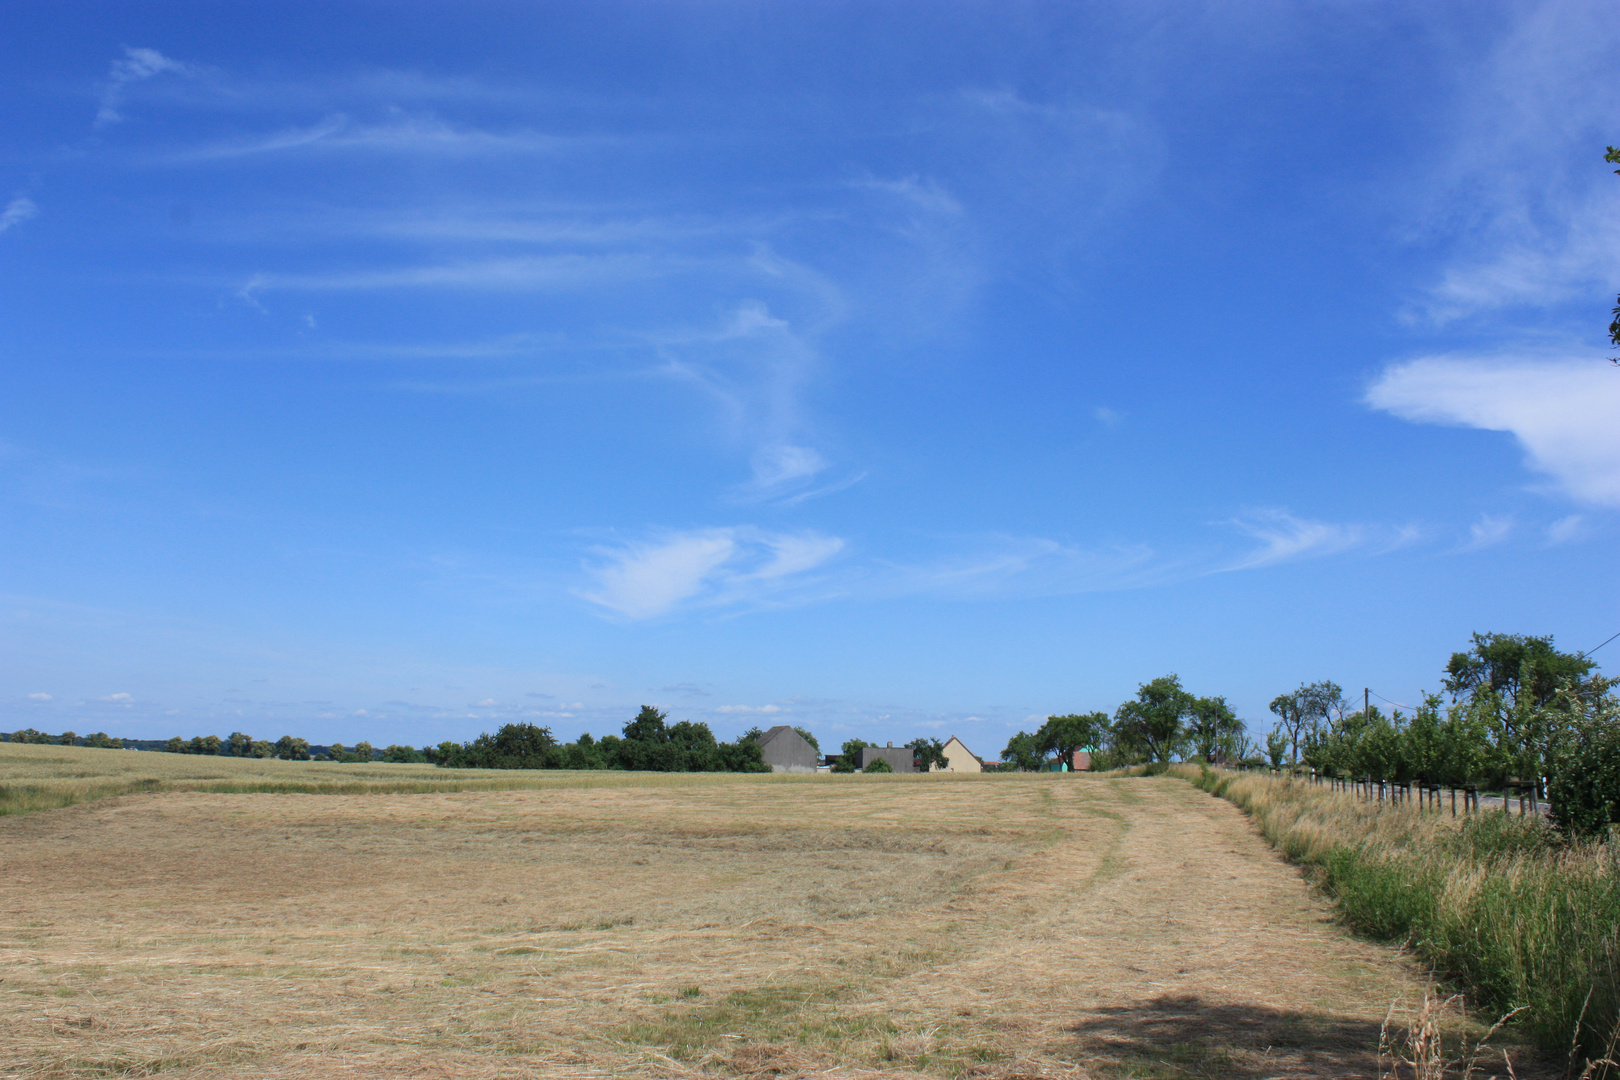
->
[0, 742, 834, 817]
[0, 750, 1541, 1079]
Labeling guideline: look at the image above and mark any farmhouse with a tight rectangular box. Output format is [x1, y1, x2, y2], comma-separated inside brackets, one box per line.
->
[755, 725, 819, 773]
[933, 736, 982, 773]
[856, 743, 915, 773]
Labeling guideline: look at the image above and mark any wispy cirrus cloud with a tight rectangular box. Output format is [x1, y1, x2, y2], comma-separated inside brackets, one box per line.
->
[1403, 3, 1620, 322]
[1546, 514, 1587, 545]
[577, 528, 846, 620]
[238, 253, 680, 295]
[1457, 514, 1514, 553]
[0, 195, 37, 235]
[879, 535, 1163, 599]
[1366, 354, 1620, 507]
[97, 47, 198, 126]
[1221, 510, 1366, 571]
[165, 113, 595, 162]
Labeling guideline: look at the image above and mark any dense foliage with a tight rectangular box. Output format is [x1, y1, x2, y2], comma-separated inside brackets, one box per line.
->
[434, 707, 769, 773]
[1298, 636, 1618, 842]
[6, 728, 123, 748]
[1001, 676, 1247, 771]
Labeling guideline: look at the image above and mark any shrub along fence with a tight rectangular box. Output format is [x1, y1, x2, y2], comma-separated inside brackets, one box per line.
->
[1183, 764, 1620, 1068]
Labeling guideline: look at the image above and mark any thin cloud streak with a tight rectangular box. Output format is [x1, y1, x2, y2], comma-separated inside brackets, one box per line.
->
[163, 113, 599, 162]
[577, 528, 846, 621]
[1458, 514, 1513, 553]
[1221, 510, 1364, 571]
[0, 195, 37, 234]
[97, 47, 197, 126]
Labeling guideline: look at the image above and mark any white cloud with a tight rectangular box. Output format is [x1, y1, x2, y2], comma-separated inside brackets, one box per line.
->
[1459, 514, 1514, 552]
[1546, 514, 1587, 544]
[849, 174, 964, 216]
[1366, 355, 1620, 507]
[0, 196, 37, 235]
[1406, 4, 1620, 322]
[715, 704, 784, 715]
[881, 535, 1162, 598]
[474, 699, 498, 707]
[241, 253, 676, 293]
[578, 527, 844, 620]
[748, 445, 827, 490]
[27, 692, 52, 701]
[169, 113, 586, 161]
[1093, 405, 1122, 427]
[97, 47, 195, 126]
[1223, 511, 1363, 571]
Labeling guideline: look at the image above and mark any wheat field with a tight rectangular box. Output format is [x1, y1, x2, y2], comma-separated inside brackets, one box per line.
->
[0, 745, 1540, 1078]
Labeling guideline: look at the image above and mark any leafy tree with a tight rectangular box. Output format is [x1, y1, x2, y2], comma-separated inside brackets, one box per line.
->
[351, 740, 375, 762]
[1265, 726, 1288, 768]
[1547, 676, 1620, 839]
[189, 734, 222, 755]
[84, 732, 121, 749]
[1114, 675, 1195, 763]
[381, 744, 424, 763]
[741, 726, 765, 742]
[1269, 681, 1343, 766]
[1445, 633, 1596, 782]
[459, 723, 557, 769]
[907, 737, 948, 772]
[1607, 146, 1620, 360]
[59, 731, 78, 746]
[862, 757, 893, 773]
[1186, 697, 1244, 762]
[164, 736, 185, 753]
[1000, 731, 1044, 772]
[623, 705, 669, 743]
[274, 735, 311, 760]
[9, 728, 52, 744]
[793, 726, 820, 752]
[1039, 712, 1107, 770]
[1445, 633, 1595, 716]
[716, 737, 771, 773]
[832, 738, 871, 773]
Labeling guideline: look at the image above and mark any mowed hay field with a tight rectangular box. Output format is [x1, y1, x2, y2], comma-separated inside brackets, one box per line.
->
[2, 747, 1505, 1080]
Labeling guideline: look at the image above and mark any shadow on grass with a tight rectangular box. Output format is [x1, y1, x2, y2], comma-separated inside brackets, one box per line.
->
[1065, 993, 1545, 1080]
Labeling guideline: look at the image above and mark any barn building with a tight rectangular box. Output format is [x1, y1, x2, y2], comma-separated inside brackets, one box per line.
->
[755, 725, 819, 773]
[856, 743, 916, 773]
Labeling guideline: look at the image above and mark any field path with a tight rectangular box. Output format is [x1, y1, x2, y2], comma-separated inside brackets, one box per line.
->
[0, 772, 1458, 1079]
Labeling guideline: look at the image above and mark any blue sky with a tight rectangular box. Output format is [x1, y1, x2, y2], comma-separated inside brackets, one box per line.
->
[3, 1, 1618, 752]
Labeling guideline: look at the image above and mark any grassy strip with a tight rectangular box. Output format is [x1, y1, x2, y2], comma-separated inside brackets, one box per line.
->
[1181, 764, 1620, 1063]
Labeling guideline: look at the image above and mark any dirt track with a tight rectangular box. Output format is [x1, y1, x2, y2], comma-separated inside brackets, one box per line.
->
[0, 774, 1501, 1078]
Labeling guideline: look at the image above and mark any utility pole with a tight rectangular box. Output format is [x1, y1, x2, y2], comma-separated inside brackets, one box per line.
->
[1364, 687, 1370, 721]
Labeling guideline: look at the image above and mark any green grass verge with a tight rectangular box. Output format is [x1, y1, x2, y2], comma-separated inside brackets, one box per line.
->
[1186, 765, 1620, 1065]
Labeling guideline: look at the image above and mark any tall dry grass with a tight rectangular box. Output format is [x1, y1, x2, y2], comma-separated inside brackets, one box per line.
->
[1181, 763, 1620, 1066]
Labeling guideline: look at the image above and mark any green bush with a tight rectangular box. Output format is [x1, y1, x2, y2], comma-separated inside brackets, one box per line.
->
[862, 758, 893, 773]
[1549, 719, 1620, 841]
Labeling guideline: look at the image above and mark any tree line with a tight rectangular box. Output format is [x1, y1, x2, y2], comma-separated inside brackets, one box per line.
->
[432, 707, 769, 772]
[998, 674, 1246, 772]
[5, 729, 123, 748]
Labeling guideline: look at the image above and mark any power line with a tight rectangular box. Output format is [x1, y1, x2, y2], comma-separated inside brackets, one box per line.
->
[1367, 689, 1418, 712]
[1582, 629, 1620, 659]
